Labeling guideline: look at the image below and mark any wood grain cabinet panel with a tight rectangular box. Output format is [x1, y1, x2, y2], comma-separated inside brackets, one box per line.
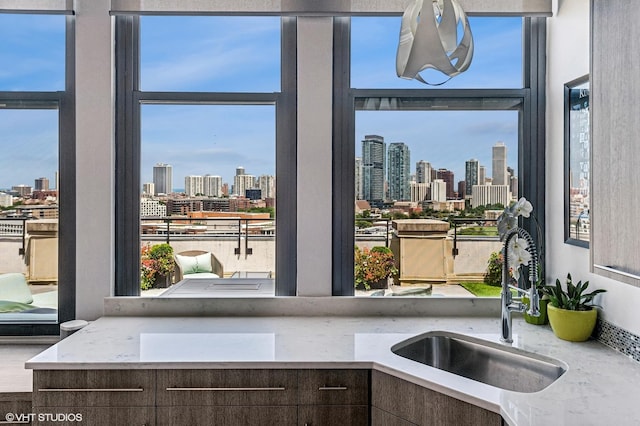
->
[0, 394, 33, 425]
[371, 371, 502, 426]
[156, 406, 297, 426]
[297, 369, 368, 405]
[32, 370, 154, 408]
[156, 369, 297, 407]
[32, 407, 154, 426]
[371, 406, 418, 426]
[297, 405, 368, 426]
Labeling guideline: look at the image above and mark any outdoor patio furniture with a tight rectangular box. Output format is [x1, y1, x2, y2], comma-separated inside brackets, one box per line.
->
[174, 250, 224, 282]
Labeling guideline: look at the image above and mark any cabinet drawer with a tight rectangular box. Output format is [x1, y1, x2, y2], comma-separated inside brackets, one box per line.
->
[298, 405, 368, 426]
[33, 370, 155, 408]
[157, 406, 297, 426]
[157, 369, 297, 406]
[298, 370, 368, 405]
[32, 407, 155, 426]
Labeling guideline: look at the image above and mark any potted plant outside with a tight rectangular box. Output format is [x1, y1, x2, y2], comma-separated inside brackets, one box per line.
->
[354, 246, 398, 290]
[140, 243, 176, 290]
[543, 274, 606, 342]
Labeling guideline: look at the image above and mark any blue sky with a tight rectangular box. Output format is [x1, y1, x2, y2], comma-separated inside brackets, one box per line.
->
[0, 14, 522, 190]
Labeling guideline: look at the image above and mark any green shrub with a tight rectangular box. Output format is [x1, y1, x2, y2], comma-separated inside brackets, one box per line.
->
[484, 251, 503, 287]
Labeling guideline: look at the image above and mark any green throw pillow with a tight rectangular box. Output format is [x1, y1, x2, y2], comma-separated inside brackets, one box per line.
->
[0, 300, 37, 313]
[175, 253, 213, 275]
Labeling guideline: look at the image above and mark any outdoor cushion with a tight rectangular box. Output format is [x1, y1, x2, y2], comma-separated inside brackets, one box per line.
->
[175, 252, 213, 275]
[0, 273, 34, 304]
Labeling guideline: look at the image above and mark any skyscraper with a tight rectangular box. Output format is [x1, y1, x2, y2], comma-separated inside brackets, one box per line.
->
[203, 175, 223, 197]
[34, 177, 49, 191]
[464, 159, 479, 198]
[153, 163, 173, 195]
[492, 142, 508, 186]
[233, 174, 255, 197]
[436, 168, 455, 199]
[430, 179, 447, 202]
[387, 142, 411, 201]
[479, 165, 487, 185]
[184, 175, 204, 197]
[258, 175, 276, 199]
[415, 160, 432, 184]
[361, 135, 385, 206]
[355, 157, 363, 200]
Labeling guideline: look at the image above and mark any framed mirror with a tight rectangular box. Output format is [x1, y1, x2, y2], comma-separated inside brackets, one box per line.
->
[564, 75, 590, 247]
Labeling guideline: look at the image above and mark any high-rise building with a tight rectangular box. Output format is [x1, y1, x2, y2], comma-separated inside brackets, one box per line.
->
[355, 157, 363, 200]
[410, 182, 430, 202]
[436, 168, 455, 199]
[258, 175, 275, 199]
[153, 163, 173, 195]
[184, 175, 204, 197]
[416, 160, 432, 185]
[236, 166, 245, 176]
[458, 181, 466, 199]
[471, 184, 511, 208]
[361, 135, 386, 206]
[34, 177, 49, 191]
[430, 179, 447, 202]
[510, 175, 519, 200]
[233, 174, 255, 197]
[492, 142, 508, 186]
[11, 185, 32, 197]
[479, 165, 487, 185]
[387, 142, 411, 201]
[142, 182, 155, 196]
[465, 159, 479, 198]
[203, 175, 223, 197]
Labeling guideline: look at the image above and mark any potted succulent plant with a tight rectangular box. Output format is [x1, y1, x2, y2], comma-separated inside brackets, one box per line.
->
[354, 246, 398, 290]
[543, 273, 606, 341]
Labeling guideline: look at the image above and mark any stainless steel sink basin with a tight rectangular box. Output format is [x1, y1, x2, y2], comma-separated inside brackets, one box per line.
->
[391, 331, 566, 393]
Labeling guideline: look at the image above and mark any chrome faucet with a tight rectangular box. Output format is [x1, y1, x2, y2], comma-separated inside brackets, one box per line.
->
[500, 227, 540, 343]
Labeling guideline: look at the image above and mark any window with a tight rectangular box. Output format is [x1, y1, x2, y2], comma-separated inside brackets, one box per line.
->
[337, 16, 545, 297]
[115, 16, 293, 297]
[0, 13, 72, 333]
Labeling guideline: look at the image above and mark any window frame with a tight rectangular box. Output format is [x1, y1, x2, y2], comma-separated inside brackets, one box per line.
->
[114, 16, 297, 296]
[0, 14, 75, 335]
[332, 17, 547, 295]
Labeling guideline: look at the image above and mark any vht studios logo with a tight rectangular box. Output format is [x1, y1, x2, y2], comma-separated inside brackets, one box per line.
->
[5, 412, 83, 422]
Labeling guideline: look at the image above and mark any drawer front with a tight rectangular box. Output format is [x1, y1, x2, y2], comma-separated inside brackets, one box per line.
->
[32, 407, 155, 426]
[298, 370, 369, 405]
[157, 369, 297, 406]
[157, 406, 297, 426]
[33, 370, 154, 408]
[298, 405, 368, 426]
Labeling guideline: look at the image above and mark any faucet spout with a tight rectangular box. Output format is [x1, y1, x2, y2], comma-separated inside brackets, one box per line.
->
[500, 227, 539, 343]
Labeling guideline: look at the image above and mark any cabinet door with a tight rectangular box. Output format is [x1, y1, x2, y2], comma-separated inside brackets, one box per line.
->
[0, 396, 33, 425]
[297, 369, 368, 405]
[371, 406, 418, 426]
[156, 406, 297, 426]
[33, 370, 155, 408]
[371, 371, 502, 426]
[297, 405, 368, 426]
[156, 369, 297, 407]
[32, 407, 155, 426]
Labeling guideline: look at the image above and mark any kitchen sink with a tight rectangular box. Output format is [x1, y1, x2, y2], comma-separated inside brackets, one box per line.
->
[391, 331, 566, 393]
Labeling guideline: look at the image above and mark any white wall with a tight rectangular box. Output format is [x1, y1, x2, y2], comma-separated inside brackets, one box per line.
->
[546, 0, 640, 335]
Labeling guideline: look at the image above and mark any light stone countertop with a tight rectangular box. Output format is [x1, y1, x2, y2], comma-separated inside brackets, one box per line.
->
[26, 315, 640, 426]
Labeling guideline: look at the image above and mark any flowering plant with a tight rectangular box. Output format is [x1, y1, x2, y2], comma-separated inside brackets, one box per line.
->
[354, 246, 398, 290]
[140, 243, 175, 290]
[496, 197, 535, 283]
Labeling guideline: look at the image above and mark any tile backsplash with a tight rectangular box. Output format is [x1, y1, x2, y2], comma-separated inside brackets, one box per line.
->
[594, 319, 640, 363]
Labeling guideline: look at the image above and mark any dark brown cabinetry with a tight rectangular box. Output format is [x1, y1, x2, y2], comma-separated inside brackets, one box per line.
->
[371, 371, 502, 426]
[32, 370, 155, 426]
[297, 369, 369, 426]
